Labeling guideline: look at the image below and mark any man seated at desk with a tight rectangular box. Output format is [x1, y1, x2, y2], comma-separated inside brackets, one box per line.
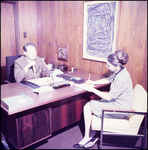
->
[14, 43, 62, 82]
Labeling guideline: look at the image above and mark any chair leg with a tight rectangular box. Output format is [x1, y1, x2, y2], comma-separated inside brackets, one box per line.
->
[141, 137, 146, 149]
[100, 111, 105, 149]
[100, 131, 103, 149]
[142, 114, 147, 149]
[141, 129, 147, 148]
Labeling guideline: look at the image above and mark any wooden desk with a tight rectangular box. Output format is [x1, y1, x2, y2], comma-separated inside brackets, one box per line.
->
[1, 71, 110, 149]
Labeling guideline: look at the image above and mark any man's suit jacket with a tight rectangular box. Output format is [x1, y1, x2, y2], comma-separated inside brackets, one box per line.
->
[14, 55, 51, 82]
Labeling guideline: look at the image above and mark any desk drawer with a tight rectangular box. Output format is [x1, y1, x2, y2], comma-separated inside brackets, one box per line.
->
[51, 94, 87, 133]
[1, 105, 51, 149]
[16, 105, 51, 149]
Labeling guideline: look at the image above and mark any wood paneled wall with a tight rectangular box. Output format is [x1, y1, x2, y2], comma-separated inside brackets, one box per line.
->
[1, 1, 147, 91]
[117, 1, 147, 91]
[1, 2, 17, 66]
[18, 1, 37, 52]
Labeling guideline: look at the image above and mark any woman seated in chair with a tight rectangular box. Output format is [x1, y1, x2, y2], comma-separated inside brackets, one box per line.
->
[73, 49, 133, 149]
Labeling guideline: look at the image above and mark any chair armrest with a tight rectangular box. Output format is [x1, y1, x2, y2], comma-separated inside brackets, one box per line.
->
[101, 107, 147, 115]
[100, 107, 147, 143]
[4, 80, 11, 84]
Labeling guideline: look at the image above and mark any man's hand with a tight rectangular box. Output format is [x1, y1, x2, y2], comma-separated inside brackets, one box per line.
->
[51, 69, 63, 78]
[28, 61, 35, 68]
[24, 61, 36, 73]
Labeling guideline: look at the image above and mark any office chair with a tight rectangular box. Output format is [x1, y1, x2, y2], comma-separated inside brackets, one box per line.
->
[91, 84, 147, 149]
[5, 55, 22, 83]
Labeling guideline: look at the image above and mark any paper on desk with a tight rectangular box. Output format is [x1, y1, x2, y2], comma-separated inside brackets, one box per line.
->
[75, 83, 95, 91]
[1, 92, 34, 111]
[27, 77, 64, 86]
[33, 86, 54, 94]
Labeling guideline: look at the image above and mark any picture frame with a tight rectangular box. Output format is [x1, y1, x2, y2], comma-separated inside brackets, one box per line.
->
[58, 46, 68, 62]
[83, 1, 120, 62]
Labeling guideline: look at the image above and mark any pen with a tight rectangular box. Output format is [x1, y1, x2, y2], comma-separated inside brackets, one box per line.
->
[51, 73, 56, 87]
[88, 74, 91, 80]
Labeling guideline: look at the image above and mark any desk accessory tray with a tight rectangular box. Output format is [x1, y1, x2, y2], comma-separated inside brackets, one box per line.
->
[33, 86, 54, 94]
[50, 80, 70, 89]
[1, 92, 34, 111]
[53, 84, 70, 89]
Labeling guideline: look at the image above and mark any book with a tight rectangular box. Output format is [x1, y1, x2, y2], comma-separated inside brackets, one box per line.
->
[1, 92, 34, 111]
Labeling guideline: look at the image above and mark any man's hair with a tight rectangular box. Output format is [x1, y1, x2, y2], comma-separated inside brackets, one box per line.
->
[23, 43, 36, 52]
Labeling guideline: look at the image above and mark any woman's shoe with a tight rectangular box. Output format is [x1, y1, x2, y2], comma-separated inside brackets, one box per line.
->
[83, 134, 99, 149]
[73, 139, 92, 148]
[73, 143, 84, 148]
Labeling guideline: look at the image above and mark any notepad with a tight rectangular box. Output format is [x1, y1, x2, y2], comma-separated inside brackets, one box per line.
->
[1, 92, 34, 111]
[75, 83, 95, 90]
[27, 77, 64, 86]
[33, 86, 54, 94]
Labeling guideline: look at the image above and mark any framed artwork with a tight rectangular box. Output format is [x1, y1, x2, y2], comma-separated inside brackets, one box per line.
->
[83, 1, 120, 62]
[58, 46, 68, 61]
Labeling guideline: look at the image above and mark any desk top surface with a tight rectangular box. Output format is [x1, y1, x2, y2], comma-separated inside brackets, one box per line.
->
[1, 71, 109, 115]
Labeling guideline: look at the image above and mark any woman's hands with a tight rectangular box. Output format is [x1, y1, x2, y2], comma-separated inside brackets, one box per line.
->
[86, 79, 94, 85]
[85, 79, 112, 100]
[85, 80, 95, 92]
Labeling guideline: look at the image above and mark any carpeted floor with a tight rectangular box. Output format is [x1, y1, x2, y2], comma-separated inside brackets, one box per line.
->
[27, 122, 147, 149]
[1, 121, 147, 149]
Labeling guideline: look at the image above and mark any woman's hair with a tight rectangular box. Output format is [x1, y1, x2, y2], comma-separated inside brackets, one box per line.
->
[107, 49, 129, 67]
[23, 43, 36, 52]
